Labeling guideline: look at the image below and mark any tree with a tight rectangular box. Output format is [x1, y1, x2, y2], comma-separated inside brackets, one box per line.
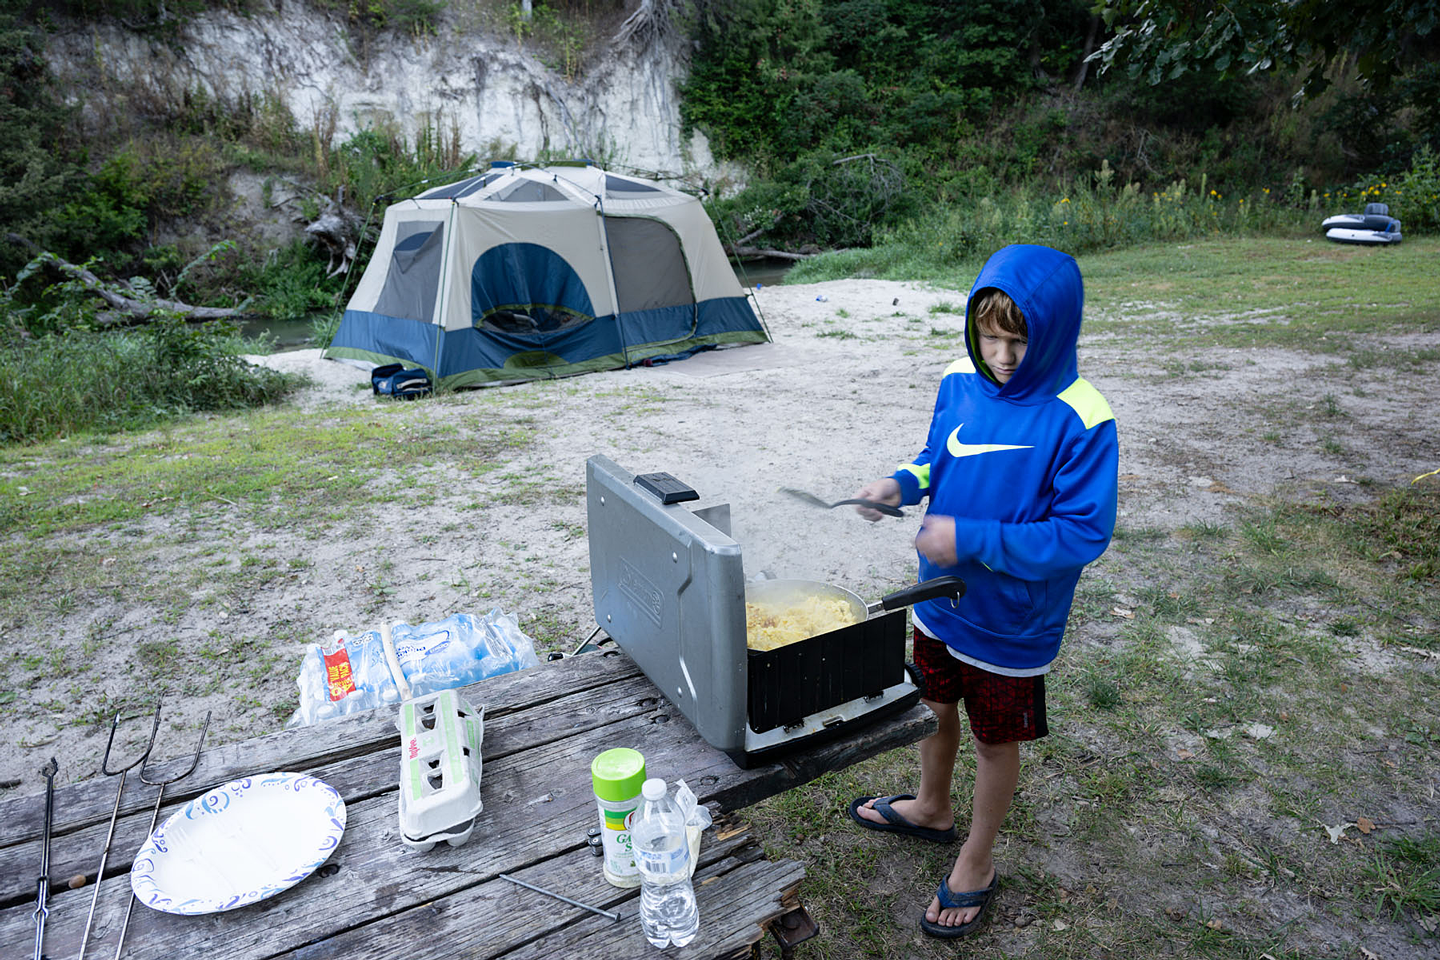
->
[1090, 0, 1440, 97]
[0, 15, 85, 274]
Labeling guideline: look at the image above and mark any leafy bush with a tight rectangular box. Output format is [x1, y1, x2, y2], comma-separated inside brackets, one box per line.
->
[682, 0, 1436, 254]
[1329, 146, 1440, 232]
[309, 0, 445, 35]
[240, 241, 346, 321]
[0, 319, 299, 445]
[325, 121, 476, 212]
[709, 150, 915, 249]
[0, 15, 87, 276]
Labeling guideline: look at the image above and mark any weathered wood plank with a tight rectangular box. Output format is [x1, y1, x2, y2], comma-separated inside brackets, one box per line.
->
[0, 658, 653, 904]
[495, 857, 806, 960]
[0, 650, 642, 848]
[266, 812, 764, 960]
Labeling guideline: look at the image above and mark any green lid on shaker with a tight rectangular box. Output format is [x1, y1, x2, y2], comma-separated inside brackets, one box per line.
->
[591, 748, 646, 802]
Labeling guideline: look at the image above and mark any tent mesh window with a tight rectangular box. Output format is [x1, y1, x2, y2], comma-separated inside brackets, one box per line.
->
[604, 217, 694, 313]
[494, 180, 568, 203]
[604, 175, 662, 196]
[373, 221, 445, 323]
[417, 173, 502, 200]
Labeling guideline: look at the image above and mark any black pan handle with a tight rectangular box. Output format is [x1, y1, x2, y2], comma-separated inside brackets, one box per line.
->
[877, 576, 967, 611]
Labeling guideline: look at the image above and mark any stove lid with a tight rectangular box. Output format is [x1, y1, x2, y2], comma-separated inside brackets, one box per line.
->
[586, 456, 748, 751]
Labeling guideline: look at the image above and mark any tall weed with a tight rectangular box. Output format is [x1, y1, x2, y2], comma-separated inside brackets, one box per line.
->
[324, 119, 476, 211]
[787, 169, 1316, 283]
[0, 322, 299, 445]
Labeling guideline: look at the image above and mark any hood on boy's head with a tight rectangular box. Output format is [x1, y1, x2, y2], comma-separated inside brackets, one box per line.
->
[965, 244, 1083, 400]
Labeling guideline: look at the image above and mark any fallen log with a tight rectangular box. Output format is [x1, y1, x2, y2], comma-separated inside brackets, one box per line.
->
[5, 234, 246, 325]
[304, 188, 361, 279]
[726, 246, 815, 262]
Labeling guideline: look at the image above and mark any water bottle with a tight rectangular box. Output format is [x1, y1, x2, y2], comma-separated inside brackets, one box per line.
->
[631, 778, 700, 948]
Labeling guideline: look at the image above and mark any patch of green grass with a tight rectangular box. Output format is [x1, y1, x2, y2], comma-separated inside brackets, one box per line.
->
[0, 406, 521, 537]
[1113, 525, 1167, 543]
[1364, 835, 1440, 921]
[1178, 520, 1227, 540]
[1239, 519, 1289, 556]
[1139, 583, 1201, 620]
[1082, 669, 1122, 710]
[1079, 239, 1440, 354]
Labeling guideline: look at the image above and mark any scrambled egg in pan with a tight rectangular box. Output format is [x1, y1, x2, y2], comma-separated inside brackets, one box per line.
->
[745, 596, 860, 651]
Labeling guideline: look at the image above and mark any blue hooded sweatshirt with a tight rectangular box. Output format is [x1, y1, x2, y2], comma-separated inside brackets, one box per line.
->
[890, 245, 1118, 674]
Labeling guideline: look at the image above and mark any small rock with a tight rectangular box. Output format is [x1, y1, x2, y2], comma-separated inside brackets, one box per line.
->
[68, 874, 87, 889]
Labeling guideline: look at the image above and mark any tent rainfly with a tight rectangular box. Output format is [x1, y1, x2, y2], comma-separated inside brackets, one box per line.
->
[325, 162, 769, 388]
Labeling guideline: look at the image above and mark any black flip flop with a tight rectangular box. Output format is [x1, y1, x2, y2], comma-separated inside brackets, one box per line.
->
[919, 870, 999, 939]
[847, 794, 958, 844]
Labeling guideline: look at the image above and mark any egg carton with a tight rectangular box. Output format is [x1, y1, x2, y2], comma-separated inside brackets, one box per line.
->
[396, 689, 485, 851]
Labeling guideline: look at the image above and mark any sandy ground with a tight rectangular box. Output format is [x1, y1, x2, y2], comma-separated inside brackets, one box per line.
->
[4, 275, 1437, 791]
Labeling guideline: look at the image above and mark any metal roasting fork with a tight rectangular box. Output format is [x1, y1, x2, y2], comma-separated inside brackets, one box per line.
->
[32, 757, 59, 960]
[77, 705, 161, 960]
[110, 710, 210, 960]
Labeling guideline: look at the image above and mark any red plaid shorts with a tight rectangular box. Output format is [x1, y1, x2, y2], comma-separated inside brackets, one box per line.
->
[913, 630, 1049, 744]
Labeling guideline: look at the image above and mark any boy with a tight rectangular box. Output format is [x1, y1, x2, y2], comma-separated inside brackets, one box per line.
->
[848, 244, 1118, 939]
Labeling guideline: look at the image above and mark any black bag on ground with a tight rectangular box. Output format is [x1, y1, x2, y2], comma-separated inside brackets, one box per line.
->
[372, 363, 433, 399]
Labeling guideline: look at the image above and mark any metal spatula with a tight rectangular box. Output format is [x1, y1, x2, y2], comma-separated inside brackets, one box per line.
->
[779, 487, 905, 517]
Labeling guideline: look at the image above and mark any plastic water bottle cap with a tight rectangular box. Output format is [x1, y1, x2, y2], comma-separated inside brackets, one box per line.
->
[641, 778, 667, 801]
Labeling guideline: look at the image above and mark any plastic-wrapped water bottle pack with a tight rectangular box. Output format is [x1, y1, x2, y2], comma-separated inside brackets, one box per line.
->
[286, 610, 540, 727]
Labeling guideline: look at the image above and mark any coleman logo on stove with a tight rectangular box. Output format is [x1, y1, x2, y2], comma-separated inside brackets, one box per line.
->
[618, 558, 664, 627]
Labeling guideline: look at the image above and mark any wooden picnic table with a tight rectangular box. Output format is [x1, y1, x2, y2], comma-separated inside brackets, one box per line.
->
[1, 647, 936, 960]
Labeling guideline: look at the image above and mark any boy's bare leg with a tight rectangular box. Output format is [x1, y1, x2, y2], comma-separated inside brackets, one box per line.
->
[855, 698, 960, 830]
[927, 736, 1020, 927]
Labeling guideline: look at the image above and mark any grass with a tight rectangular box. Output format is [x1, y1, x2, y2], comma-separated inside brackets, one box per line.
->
[791, 236, 1440, 366]
[0, 399, 536, 537]
[0, 322, 302, 445]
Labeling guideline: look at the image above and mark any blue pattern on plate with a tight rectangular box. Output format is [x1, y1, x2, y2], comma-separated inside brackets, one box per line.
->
[130, 771, 346, 915]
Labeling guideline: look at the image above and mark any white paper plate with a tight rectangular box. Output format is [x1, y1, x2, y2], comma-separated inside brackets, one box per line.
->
[131, 771, 346, 915]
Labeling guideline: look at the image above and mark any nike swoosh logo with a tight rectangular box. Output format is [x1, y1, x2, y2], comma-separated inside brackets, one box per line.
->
[947, 424, 1033, 458]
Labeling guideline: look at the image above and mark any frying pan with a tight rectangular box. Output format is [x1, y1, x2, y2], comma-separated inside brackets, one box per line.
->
[745, 575, 966, 627]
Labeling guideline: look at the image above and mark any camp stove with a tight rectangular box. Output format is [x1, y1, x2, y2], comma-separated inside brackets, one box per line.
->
[586, 455, 937, 767]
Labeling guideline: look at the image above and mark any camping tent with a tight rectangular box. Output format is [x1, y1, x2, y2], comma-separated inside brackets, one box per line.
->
[325, 162, 769, 388]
